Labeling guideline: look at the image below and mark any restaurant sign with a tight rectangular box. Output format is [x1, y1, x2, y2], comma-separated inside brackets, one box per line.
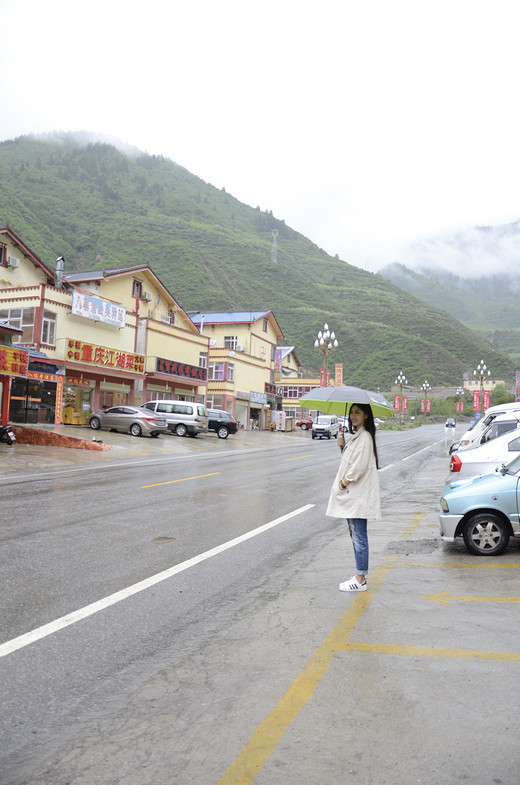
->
[72, 291, 126, 327]
[66, 339, 144, 373]
[156, 357, 207, 382]
[0, 346, 29, 377]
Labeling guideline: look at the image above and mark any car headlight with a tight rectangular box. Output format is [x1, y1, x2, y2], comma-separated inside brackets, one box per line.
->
[441, 498, 449, 512]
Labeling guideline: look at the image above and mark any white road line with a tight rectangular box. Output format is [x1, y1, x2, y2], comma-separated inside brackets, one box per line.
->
[402, 445, 432, 461]
[379, 464, 394, 472]
[0, 504, 315, 659]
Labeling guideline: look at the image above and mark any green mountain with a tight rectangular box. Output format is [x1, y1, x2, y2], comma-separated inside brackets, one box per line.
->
[380, 262, 520, 367]
[0, 132, 516, 389]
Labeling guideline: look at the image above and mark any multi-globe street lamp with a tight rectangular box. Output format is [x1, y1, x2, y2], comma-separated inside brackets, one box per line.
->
[314, 323, 338, 386]
[394, 371, 408, 426]
[473, 360, 491, 413]
[421, 380, 432, 422]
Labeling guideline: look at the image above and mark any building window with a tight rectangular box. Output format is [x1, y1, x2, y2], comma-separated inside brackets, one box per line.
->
[227, 363, 234, 382]
[224, 335, 237, 350]
[132, 280, 143, 298]
[41, 310, 57, 345]
[161, 310, 175, 324]
[286, 386, 299, 398]
[208, 361, 225, 381]
[0, 245, 5, 267]
[263, 318, 268, 332]
[0, 307, 35, 343]
[199, 352, 208, 368]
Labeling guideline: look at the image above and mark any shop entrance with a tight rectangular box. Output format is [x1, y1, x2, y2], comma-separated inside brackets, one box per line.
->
[10, 377, 57, 424]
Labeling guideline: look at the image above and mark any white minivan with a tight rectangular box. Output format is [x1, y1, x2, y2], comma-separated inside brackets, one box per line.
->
[142, 400, 209, 437]
[311, 415, 339, 439]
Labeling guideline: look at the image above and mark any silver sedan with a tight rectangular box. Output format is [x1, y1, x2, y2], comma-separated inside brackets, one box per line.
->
[89, 406, 169, 437]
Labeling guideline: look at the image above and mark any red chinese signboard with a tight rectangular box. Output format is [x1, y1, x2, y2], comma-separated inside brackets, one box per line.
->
[66, 339, 144, 373]
[335, 363, 343, 386]
[402, 395, 407, 412]
[473, 391, 480, 411]
[0, 346, 29, 377]
[320, 368, 325, 387]
[483, 390, 490, 410]
[394, 395, 400, 411]
[156, 357, 207, 382]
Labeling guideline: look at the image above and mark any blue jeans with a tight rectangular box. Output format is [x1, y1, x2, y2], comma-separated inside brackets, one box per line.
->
[347, 518, 369, 575]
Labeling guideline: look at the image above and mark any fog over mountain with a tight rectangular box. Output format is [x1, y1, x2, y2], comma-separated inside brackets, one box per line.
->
[393, 219, 520, 281]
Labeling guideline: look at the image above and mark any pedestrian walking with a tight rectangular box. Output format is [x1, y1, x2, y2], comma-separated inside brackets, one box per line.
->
[326, 403, 381, 592]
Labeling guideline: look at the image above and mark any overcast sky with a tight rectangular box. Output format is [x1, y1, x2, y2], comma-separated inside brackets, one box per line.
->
[1, 0, 519, 274]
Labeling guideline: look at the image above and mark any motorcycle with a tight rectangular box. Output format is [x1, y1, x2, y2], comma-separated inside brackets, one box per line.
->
[0, 424, 16, 445]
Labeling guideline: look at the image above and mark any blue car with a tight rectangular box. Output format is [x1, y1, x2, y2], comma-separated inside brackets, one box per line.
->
[440, 453, 520, 555]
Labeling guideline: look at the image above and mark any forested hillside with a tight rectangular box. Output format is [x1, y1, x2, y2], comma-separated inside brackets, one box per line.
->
[0, 133, 515, 388]
[380, 262, 520, 367]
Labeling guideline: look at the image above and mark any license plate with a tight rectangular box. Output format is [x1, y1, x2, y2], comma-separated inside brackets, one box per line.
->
[202, 424, 207, 429]
[156, 419, 166, 426]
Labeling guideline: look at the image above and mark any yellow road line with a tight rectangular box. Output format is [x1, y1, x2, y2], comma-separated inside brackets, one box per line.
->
[399, 511, 426, 540]
[285, 454, 313, 461]
[141, 472, 220, 488]
[422, 590, 520, 606]
[215, 560, 395, 785]
[342, 641, 520, 662]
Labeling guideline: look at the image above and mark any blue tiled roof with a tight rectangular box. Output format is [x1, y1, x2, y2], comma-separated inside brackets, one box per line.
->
[190, 311, 270, 324]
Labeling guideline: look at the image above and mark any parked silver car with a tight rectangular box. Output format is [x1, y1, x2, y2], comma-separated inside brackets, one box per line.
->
[89, 406, 168, 437]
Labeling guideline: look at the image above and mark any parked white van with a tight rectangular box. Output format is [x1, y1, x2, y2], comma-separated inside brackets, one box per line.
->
[141, 400, 208, 437]
[455, 402, 520, 452]
[311, 415, 339, 439]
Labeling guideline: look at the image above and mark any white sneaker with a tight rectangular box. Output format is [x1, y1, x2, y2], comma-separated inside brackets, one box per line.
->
[339, 576, 367, 592]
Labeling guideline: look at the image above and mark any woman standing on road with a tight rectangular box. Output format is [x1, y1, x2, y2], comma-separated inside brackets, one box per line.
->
[326, 403, 381, 592]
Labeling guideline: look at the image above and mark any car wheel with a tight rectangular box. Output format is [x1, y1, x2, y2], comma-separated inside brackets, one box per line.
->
[175, 424, 188, 437]
[301, 423, 308, 430]
[328, 433, 331, 439]
[217, 426, 229, 439]
[312, 433, 316, 439]
[90, 417, 101, 430]
[150, 432, 160, 438]
[462, 513, 510, 556]
[188, 432, 197, 438]
[130, 423, 142, 437]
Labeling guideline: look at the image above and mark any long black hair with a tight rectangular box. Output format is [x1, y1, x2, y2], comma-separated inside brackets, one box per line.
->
[347, 403, 380, 469]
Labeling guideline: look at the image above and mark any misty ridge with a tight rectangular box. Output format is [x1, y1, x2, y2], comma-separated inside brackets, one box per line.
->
[395, 219, 520, 287]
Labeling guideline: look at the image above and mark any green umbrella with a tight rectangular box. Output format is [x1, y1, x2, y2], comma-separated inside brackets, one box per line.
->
[299, 385, 397, 418]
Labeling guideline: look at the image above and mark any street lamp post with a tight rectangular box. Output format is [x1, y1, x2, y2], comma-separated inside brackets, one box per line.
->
[314, 323, 338, 386]
[473, 360, 491, 413]
[395, 371, 407, 426]
[421, 380, 431, 423]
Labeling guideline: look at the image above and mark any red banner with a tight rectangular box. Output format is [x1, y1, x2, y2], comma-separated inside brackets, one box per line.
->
[483, 390, 490, 410]
[403, 395, 407, 412]
[473, 391, 480, 411]
[335, 364, 343, 386]
[394, 394, 400, 411]
[320, 368, 325, 387]
[420, 399, 425, 412]
[426, 399, 431, 413]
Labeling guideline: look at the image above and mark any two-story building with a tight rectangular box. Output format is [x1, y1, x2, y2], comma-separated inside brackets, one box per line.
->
[189, 311, 284, 430]
[0, 227, 209, 426]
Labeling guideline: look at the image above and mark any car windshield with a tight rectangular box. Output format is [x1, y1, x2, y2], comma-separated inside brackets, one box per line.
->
[315, 416, 331, 424]
[503, 454, 520, 475]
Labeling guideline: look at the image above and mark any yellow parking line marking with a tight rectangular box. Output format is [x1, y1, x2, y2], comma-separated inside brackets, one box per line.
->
[399, 561, 520, 570]
[215, 560, 394, 785]
[399, 511, 426, 540]
[285, 454, 313, 461]
[141, 472, 220, 488]
[422, 590, 520, 606]
[342, 641, 520, 662]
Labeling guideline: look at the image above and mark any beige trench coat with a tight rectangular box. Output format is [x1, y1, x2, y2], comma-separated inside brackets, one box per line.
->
[326, 426, 381, 520]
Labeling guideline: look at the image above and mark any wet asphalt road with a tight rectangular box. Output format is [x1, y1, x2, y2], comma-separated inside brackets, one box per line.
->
[1, 424, 519, 785]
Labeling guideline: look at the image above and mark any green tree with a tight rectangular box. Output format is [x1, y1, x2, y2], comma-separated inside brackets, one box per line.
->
[490, 383, 515, 406]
